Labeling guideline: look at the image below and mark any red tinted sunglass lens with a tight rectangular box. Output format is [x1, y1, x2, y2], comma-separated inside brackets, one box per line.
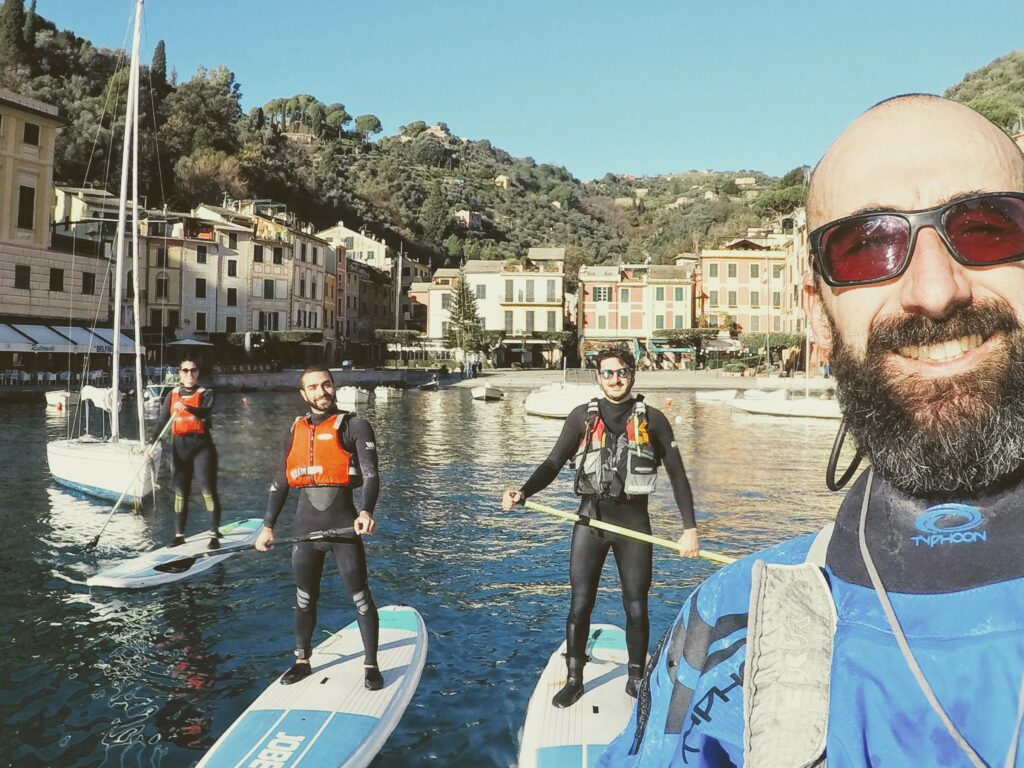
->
[944, 195, 1024, 264]
[820, 215, 910, 284]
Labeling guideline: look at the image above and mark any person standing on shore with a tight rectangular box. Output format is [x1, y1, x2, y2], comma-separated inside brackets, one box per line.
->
[503, 347, 700, 707]
[152, 357, 222, 549]
[255, 365, 383, 690]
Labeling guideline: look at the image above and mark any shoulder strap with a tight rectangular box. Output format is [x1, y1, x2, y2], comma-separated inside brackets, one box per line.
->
[805, 522, 835, 567]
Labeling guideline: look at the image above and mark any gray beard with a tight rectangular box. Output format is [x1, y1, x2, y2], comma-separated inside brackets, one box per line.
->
[828, 300, 1024, 498]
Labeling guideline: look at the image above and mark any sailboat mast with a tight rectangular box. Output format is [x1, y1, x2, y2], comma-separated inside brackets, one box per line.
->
[110, 0, 143, 441]
[131, 28, 145, 440]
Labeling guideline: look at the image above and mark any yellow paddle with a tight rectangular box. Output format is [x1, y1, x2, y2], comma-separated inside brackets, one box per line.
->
[523, 500, 737, 565]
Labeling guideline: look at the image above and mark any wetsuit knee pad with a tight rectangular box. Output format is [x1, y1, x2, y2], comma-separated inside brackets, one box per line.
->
[202, 492, 217, 512]
[174, 494, 186, 514]
[295, 587, 313, 612]
[352, 589, 376, 615]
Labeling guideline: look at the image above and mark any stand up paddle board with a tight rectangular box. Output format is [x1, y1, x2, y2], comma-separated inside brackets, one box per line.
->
[198, 604, 427, 768]
[519, 624, 632, 768]
[86, 517, 263, 589]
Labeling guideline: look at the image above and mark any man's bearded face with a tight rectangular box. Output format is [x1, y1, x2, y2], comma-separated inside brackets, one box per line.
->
[829, 299, 1024, 496]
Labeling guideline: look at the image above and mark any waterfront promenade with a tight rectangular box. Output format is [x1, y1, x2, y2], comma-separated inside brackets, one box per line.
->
[0, 366, 834, 403]
[449, 367, 835, 393]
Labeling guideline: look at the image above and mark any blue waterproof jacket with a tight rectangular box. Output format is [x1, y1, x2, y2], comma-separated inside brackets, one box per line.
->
[601, 470, 1024, 767]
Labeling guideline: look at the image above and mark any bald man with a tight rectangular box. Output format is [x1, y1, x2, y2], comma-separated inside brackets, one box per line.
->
[600, 95, 1024, 767]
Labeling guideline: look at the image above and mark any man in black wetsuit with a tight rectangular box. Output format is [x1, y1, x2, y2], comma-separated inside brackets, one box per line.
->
[502, 348, 699, 707]
[152, 357, 222, 549]
[255, 365, 383, 690]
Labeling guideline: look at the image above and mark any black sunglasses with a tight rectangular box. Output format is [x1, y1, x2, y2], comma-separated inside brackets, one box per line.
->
[179, 367, 198, 373]
[810, 191, 1024, 287]
[598, 367, 634, 380]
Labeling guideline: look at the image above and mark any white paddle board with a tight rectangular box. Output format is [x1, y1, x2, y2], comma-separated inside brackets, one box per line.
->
[87, 517, 263, 589]
[198, 604, 427, 768]
[519, 624, 632, 768]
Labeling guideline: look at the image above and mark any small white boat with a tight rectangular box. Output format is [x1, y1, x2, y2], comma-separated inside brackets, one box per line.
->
[45, 389, 80, 410]
[524, 382, 602, 418]
[375, 386, 404, 401]
[336, 386, 372, 404]
[143, 382, 174, 407]
[417, 376, 440, 392]
[731, 394, 841, 419]
[741, 388, 788, 401]
[695, 389, 737, 402]
[471, 385, 504, 401]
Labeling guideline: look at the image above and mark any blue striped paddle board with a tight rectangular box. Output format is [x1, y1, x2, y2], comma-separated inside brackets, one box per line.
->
[198, 604, 427, 768]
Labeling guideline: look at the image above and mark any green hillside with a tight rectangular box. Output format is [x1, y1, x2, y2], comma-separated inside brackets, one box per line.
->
[0, 1, 816, 271]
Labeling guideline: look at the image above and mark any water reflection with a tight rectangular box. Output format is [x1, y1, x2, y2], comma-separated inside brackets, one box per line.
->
[2, 388, 844, 766]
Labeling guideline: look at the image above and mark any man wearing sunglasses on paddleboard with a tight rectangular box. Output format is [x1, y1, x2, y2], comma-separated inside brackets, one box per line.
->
[602, 95, 1024, 768]
[503, 347, 700, 708]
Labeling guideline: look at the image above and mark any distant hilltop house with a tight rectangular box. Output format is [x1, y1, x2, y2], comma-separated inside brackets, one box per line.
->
[665, 195, 692, 210]
[735, 177, 757, 188]
[454, 209, 482, 230]
[494, 174, 510, 190]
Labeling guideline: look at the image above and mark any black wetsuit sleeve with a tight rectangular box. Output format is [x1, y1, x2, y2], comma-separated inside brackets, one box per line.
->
[519, 406, 587, 499]
[263, 428, 292, 529]
[346, 417, 380, 514]
[186, 389, 215, 421]
[649, 408, 697, 529]
[150, 392, 172, 442]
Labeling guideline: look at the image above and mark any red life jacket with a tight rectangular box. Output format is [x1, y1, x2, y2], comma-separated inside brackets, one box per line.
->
[171, 388, 206, 435]
[285, 412, 361, 488]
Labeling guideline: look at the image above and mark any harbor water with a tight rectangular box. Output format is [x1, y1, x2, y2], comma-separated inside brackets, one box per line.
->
[2, 386, 843, 766]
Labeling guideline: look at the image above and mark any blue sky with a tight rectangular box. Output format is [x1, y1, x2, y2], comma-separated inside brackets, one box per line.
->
[38, 0, 1024, 181]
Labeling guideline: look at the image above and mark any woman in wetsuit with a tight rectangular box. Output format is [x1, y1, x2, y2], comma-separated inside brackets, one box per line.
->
[153, 357, 222, 549]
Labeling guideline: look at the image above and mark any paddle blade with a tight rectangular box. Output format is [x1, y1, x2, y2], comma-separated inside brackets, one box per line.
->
[153, 556, 199, 574]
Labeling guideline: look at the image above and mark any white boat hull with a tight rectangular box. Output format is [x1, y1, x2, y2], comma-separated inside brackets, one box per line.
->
[375, 386, 403, 401]
[45, 390, 80, 409]
[695, 388, 737, 402]
[337, 386, 372, 404]
[731, 396, 842, 419]
[47, 438, 162, 503]
[524, 383, 602, 418]
[471, 385, 504, 401]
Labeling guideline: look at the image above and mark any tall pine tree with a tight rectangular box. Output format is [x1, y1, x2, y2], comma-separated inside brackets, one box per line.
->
[444, 267, 480, 357]
[0, 0, 27, 84]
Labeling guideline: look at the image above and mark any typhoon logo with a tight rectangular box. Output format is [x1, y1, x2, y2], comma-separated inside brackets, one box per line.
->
[911, 504, 986, 548]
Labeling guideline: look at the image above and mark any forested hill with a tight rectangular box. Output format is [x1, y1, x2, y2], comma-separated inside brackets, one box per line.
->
[3, 3, 1016, 271]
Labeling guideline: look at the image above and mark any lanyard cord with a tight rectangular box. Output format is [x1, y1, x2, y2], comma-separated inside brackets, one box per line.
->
[858, 468, 1024, 768]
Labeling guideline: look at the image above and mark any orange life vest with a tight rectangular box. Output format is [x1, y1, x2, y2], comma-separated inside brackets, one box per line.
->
[171, 388, 207, 436]
[285, 412, 361, 488]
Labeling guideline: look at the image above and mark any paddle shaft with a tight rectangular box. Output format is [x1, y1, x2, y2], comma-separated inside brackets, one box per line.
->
[153, 526, 357, 572]
[84, 415, 176, 551]
[523, 500, 736, 565]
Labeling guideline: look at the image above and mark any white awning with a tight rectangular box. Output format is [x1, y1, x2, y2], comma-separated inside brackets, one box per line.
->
[0, 324, 142, 354]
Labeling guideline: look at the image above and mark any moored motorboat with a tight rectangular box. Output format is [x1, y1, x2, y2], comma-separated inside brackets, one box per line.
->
[730, 393, 841, 419]
[45, 389, 80, 410]
[471, 385, 504, 401]
[336, 386, 372, 404]
[694, 388, 737, 402]
[375, 386, 404, 401]
[524, 381, 601, 418]
[417, 376, 440, 392]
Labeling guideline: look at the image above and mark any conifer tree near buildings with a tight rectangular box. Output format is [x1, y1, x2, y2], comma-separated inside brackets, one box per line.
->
[444, 267, 481, 357]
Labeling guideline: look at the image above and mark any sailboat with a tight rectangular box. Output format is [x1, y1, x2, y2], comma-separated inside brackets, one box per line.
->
[46, 0, 162, 503]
